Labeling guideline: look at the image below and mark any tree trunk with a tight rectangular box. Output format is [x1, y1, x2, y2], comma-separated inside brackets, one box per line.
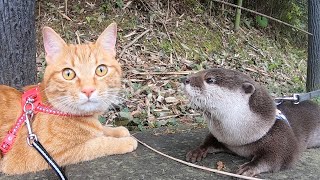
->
[0, 0, 37, 90]
[307, 0, 320, 92]
[234, 0, 243, 31]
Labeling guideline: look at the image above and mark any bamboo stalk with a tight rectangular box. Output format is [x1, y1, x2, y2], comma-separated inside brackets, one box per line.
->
[234, 0, 243, 31]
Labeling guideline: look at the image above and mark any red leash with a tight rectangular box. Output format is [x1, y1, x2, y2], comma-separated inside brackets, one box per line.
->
[0, 86, 74, 154]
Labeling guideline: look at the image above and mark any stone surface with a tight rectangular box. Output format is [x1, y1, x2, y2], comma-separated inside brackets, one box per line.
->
[1, 127, 320, 180]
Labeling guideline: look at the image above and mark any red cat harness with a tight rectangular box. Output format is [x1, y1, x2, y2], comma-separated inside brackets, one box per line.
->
[0, 86, 72, 179]
[0, 86, 72, 154]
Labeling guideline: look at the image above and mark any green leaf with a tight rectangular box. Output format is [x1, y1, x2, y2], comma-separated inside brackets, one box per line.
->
[195, 117, 205, 123]
[138, 124, 145, 131]
[116, 0, 124, 8]
[256, 16, 268, 28]
[98, 116, 107, 124]
[132, 118, 142, 125]
[155, 120, 167, 127]
[114, 117, 130, 126]
[167, 118, 177, 126]
[119, 111, 133, 121]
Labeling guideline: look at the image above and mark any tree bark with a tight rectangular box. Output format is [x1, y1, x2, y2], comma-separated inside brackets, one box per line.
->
[307, 0, 320, 92]
[0, 0, 37, 89]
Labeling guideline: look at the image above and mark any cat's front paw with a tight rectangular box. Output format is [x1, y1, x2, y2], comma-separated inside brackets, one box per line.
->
[104, 126, 131, 137]
[186, 146, 208, 163]
[119, 137, 138, 153]
[115, 126, 131, 137]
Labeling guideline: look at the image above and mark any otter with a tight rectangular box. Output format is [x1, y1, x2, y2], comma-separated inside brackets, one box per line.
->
[182, 68, 320, 176]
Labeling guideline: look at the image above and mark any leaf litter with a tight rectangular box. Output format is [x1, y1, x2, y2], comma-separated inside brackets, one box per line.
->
[36, 0, 307, 131]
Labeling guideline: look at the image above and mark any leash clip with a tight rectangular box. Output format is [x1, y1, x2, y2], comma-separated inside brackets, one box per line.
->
[23, 97, 38, 147]
[275, 94, 299, 105]
[292, 94, 300, 104]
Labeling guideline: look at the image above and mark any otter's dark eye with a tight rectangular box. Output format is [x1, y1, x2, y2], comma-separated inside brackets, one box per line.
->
[205, 78, 215, 84]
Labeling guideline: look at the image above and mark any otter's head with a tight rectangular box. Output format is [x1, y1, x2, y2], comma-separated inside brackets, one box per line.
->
[182, 68, 275, 120]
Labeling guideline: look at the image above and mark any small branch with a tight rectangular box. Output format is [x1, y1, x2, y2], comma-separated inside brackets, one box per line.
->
[161, 22, 180, 62]
[119, 29, 151, 58]
[244, 67, 270, 77]
[65, 0, 68, 15]
[132, 71, 194, 75]
[58, 11, 72, 21]
[132, 136, 264, 180]
[212, 0, 312, 35]
[157, 115, 179, 120]
[75, 31, 81, 44]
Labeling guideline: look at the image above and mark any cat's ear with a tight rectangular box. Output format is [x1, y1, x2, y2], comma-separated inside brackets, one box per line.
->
[96, 23, 117, 57]
[42, 27, 67, 64]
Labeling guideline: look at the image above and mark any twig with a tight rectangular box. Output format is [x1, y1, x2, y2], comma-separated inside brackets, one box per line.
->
[65, 0, 68, 15]
[162, 21, 180, 62]
[122, 1, 133, 10]
[75, 31, 80, 44]
[157, 115, 180, 120]
[120, 29, 151, 58]
[132, 71, 194, 75]
[211, 0, 312, 35]
[131, 136, 264, 180]
[245, 67, 270, 77]
[38, 1, 41, 19]
[58, 11, 72, 21]
[166, 0, 170, 21]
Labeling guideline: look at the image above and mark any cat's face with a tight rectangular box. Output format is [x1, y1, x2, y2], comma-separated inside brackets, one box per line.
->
[42, 23, 121, 115]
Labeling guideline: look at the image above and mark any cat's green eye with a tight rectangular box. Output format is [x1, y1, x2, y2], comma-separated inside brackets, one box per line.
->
[95, 65, 108, 77]
[62, 68, 76, 80]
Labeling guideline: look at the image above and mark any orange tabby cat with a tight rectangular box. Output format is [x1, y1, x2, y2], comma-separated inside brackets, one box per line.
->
[0, 23, 137, 174]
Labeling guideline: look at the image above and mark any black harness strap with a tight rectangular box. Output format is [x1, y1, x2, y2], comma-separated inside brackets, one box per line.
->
[32, 140, 68, 180]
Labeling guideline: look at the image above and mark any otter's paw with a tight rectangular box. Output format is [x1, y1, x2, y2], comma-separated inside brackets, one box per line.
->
[186, 147, 208, 163]
[237, 162, 259, 177]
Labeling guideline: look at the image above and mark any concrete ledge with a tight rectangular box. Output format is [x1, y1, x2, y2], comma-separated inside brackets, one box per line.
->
[1, 127, 320, 180]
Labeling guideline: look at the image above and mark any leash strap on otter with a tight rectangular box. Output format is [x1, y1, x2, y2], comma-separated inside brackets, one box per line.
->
[275, 89, 320, 104]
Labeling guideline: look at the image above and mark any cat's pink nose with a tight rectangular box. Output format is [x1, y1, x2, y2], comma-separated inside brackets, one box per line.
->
[81, 87, 96, 98]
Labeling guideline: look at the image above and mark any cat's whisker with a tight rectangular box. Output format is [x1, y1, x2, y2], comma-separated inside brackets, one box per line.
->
[101, 99, 118, 113]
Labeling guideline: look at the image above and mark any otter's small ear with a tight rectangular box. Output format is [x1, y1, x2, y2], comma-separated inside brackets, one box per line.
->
[42, 27, 67, 64]
[96, 23, 117, 57]
[242, 82, 255, 94]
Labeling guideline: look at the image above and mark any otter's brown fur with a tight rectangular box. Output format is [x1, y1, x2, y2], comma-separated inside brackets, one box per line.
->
[183, 68, 320, 176]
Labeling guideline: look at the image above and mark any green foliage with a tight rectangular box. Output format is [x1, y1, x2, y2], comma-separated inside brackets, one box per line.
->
[100, 1, 112, 13]
[245, 0, 307, 46]
[115, 0, 124, 8]
[159, 40, 174, 54]
[282, 1, 306, 29]
[256, 16, 268, 28]
[98, 116, 107, 124]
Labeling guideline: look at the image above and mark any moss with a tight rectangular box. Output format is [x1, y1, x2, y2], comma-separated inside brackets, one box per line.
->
[182, 0, 205, 14]
[145, 19, 222, 61]
[159, 39, 174, 54]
